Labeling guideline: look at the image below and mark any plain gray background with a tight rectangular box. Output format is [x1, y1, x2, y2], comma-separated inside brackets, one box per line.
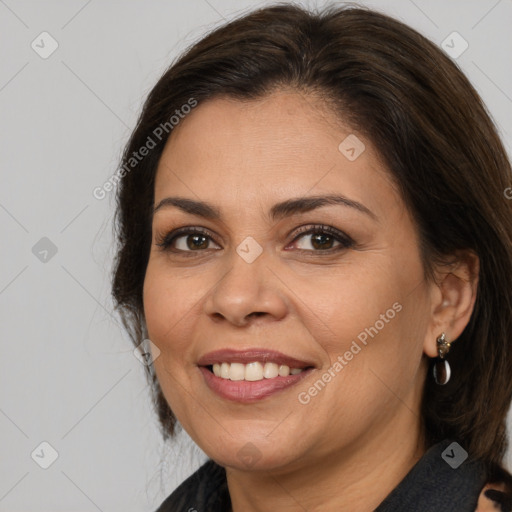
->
[1, 0, 511, 510]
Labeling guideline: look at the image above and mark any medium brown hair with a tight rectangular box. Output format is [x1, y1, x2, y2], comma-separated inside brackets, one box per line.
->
[112, 3, 512, 473]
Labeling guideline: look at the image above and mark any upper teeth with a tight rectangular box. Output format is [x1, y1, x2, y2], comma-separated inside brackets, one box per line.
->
[212, 362, 304, 381]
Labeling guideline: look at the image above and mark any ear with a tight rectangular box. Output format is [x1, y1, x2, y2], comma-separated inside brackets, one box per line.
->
[423, 250, 479, 358]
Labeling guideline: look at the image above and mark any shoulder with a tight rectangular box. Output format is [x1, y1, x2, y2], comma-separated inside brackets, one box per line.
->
[154, 459, 230, 512]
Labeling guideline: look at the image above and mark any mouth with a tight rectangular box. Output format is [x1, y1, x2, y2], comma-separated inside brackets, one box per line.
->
[197, 348, 315, 402]
[205, 361, 310, 380]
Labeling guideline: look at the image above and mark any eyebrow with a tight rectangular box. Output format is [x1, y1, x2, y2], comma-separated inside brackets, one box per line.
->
[153, 194, 377, 222]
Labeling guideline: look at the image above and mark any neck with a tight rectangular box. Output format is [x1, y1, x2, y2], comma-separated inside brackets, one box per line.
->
[225, 412, 426, 512]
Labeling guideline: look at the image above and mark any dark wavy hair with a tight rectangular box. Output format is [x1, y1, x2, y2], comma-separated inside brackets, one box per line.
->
[111, 2, 512, 477]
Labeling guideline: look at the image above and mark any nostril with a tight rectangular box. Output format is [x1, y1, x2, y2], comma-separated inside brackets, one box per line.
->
[248, 312, 265, 319]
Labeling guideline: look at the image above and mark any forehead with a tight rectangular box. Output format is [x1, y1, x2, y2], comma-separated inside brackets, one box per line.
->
[154, 91, 399, 218]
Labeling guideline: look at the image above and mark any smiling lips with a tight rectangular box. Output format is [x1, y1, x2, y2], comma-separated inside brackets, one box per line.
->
[197, 348, 315, 402]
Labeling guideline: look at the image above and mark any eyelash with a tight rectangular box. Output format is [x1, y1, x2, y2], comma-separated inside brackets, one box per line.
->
[155, 224, 355, 256]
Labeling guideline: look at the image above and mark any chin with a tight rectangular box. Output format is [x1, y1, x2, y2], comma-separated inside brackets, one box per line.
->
[198, 431, 308, 472]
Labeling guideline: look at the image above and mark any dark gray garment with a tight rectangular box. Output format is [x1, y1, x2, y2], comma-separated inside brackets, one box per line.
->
[155, 438, 489, 512]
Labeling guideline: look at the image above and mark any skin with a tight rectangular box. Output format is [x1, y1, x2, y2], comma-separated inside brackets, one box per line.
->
[143, 90, 479, 512]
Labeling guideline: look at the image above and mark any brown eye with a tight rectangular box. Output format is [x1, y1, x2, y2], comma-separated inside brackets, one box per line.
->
[156, 224, 354, 255]
[295, 232, 339, 251]
[290, 225, 355, 253]
[156, 227, 220, 253]
[178, 233, 210, 251]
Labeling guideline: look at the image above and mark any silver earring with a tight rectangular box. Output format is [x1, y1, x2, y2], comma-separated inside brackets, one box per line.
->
[433, 332, 451, 385]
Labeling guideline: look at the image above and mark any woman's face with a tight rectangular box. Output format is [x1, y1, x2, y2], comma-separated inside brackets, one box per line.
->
[143, 90, 438, 471]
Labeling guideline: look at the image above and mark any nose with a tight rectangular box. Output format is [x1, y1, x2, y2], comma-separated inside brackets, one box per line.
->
[204, 251, 288, 327]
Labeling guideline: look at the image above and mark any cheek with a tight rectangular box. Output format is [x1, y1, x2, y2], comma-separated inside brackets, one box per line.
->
[142, 262, 195, 358]
[290, 264, 401, 351]
[143, 263, 201, 427]
[299, 256, 427, 391]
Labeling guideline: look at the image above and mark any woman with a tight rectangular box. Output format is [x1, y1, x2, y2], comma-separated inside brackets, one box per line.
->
[112, 4, 512, 511]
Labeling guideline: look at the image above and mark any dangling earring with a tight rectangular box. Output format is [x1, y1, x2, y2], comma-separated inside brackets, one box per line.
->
[433, 332, 451, 385]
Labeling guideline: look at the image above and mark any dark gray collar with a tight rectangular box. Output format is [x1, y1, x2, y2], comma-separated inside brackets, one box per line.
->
[156, 438, 487, 511]
[375, 438, 487, 511]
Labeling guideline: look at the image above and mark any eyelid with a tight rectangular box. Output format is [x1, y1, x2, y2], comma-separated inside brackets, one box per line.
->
[155, 226, 219, 251]
[287, 224, 354, 246]
[155, 223, 355, 254]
